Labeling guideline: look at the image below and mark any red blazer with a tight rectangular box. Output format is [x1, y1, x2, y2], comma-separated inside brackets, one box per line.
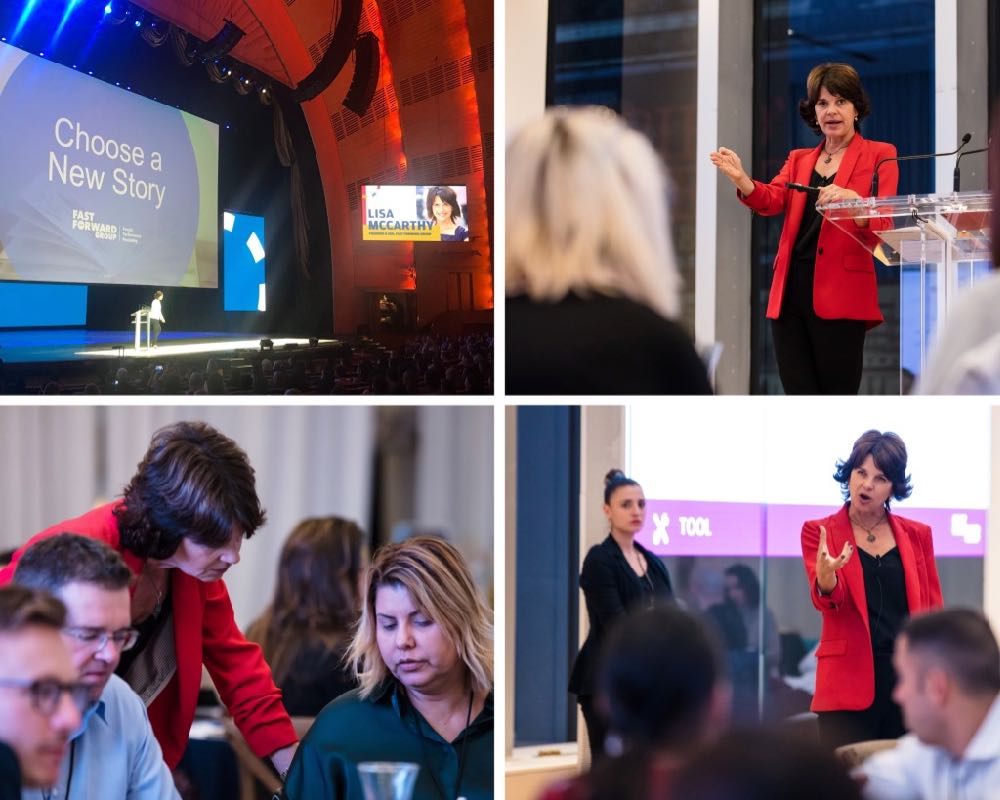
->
[739, 134, 898, 327]
[800, 504, 943, 713]
[0, 503, 298, 768]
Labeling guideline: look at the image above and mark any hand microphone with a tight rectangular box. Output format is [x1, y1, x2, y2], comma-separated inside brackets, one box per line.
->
[786, 182, 819, 194]
[871, 132, 972, 196]
[953, 140, 989, 192]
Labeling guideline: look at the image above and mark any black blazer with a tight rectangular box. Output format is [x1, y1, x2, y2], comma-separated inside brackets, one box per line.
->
[568, 535, 674, 697]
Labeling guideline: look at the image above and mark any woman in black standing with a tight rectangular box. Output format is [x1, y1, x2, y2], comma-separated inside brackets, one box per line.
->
[569, 469, 673, 762]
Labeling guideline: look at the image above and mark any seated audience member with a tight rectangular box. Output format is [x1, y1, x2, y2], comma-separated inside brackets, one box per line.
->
[707, 564, 780, 724]
[918, 108, 1000, 394]
[543, 606, 729, 800]
[0, 422, 298, 775]
[671, 728, 862, 800]
[13, 533, 178, 799]
[282, 536, 492, 800]
[247, 517, 366, 716]
[858, 608, 1000, 800]
[0, 586, 85, 797]
[506, 106, 712, 395]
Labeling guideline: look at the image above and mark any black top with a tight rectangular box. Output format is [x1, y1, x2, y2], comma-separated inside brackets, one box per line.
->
[278, 641, 358, 717]
[858, 547, 910, 654]
[506, 292, 712, 395]
[0, 741, 20, 800]
[568, 536, 674, 697]
[790, 170, 836, 264]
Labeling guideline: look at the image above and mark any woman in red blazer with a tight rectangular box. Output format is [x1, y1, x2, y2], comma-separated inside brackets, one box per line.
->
[800, 430, 942, 748]
[0, 421, 299, 774]
[711, 63, 899, 394]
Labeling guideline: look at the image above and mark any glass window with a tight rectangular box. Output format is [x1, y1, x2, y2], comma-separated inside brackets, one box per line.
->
[513, 406, 580, 746]
[750, 0, 935, 393]
[546, 1, 699, 332]
[628, 401, 986, 724]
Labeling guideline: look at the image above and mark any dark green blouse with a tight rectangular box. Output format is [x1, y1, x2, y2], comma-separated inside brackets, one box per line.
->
[281, 681, 493, 800]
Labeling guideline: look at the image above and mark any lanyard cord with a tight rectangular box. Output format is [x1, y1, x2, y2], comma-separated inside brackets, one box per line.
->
[417, 690, 474, 800]
[42, 738, 75, 800]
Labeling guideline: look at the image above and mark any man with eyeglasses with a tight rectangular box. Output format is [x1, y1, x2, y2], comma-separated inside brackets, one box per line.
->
[0, 585, 84, 797]
[12, 533, 178, 799]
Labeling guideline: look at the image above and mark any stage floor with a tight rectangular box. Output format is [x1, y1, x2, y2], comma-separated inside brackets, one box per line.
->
[0, 329, 333, 363]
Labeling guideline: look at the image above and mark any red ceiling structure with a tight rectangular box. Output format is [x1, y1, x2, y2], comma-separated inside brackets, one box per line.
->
[131, 0, 493, 334]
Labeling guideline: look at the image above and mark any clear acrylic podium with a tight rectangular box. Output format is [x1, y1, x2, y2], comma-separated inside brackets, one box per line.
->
[817, 190, 992, 386]
[131, 307, 151, 352]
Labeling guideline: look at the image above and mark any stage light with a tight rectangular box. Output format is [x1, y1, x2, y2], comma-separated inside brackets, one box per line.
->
[104, 2, 112, 14]
[134, 19, 140, 27]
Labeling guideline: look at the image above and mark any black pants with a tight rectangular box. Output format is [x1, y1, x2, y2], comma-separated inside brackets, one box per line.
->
[578, 695, 610, 765]
[817, 652, 905, 749]
[771, 258, 867, 394]
[150, 320, 161, 347]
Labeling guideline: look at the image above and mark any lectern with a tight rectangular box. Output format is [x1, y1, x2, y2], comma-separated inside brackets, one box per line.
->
[131, 306, 151, 352]
[817, 190, 992, 383]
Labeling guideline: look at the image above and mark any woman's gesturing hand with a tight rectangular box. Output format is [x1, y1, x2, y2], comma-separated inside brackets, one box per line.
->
[709, 147, 750, 186]
[815, 524, 854, 594]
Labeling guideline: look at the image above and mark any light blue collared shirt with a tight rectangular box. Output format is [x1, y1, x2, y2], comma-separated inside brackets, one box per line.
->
[22, 674, 178, 800]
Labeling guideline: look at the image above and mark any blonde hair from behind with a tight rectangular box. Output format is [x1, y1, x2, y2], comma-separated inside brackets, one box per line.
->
[348, 535, 493, 699]
[506, 105, 682, 319]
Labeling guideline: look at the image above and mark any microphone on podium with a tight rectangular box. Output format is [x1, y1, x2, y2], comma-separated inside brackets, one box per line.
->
[871, 132, 972, 196]
[785, 182, 819, 194]
[954, 139, 989, 192]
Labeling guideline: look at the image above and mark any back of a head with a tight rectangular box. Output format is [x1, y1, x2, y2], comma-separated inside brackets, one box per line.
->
[903, 608, 1000, 696]
[597, 606, 722, 749]
[671, 729, 862, 800]
[13, 533, 132, 595]
[506, 106, 681, 319]
[274, 517, 365, 633]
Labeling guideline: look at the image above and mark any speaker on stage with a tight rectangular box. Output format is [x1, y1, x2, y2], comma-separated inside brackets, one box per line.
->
[343, 33, 380, 117]
[260, 339, 274, 351]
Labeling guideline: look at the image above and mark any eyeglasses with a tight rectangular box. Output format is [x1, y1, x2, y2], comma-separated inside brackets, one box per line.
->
[0, 677, 92, 715]
[62, 626, 139, 652]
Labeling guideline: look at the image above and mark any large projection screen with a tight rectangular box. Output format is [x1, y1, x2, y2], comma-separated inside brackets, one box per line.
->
[0, 41, 219, 288]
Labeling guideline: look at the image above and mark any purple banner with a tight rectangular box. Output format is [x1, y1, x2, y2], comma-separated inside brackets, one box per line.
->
[637, 500, 986, 558]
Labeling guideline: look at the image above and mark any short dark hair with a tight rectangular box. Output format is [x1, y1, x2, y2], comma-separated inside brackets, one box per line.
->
[114, 421, 266, 559]
[13, 533, 132, 594]
[903, 608, 1000, 696]
[672, 728, 863, 800]
[597, 606, 723, 749]
[604, 468, 640, 505]
[833, 430, 912, 507]
[425, 186, 461, 223]
[0, 585, 66, 634]
[798, 63, 870, 136]
[724, 564, 760, 610]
